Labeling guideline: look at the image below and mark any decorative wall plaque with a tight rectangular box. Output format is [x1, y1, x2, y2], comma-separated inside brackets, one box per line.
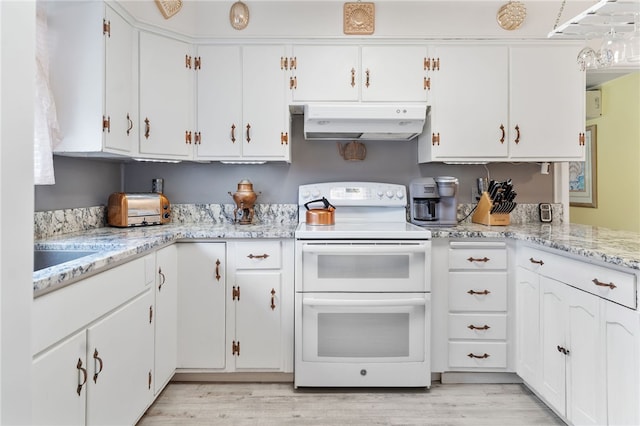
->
[155, 0, 183, 19]
[343, 2, 375, 35]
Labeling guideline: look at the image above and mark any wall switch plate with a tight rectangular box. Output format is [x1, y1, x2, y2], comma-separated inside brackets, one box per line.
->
[539, 203, 552, 223]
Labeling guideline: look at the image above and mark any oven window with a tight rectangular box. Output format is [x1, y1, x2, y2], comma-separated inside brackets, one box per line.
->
[317, 313, 410, 357]
[317, 255, 410, 279]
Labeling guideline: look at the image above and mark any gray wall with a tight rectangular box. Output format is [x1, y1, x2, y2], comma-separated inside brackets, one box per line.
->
[35, 116, 554, 211]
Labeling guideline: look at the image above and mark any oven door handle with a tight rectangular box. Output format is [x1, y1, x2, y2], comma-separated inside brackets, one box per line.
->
[301, 244, 428, 254]
[302, 297, 426, 307]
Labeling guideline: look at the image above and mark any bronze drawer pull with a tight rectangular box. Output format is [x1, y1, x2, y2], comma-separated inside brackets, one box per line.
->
[467, 256, 490, 263]
[467, 289, 491, 296]
[529, 257, 544, 265]
[215, 259, 221, 281]
[468, 324, 491, 331]
[248, 253, 269, 259]
[467, 353, 490, 359]
[158, 267, 166, 290]
[270, 288, 276, 310]
[557, 345, 570, 355]
[92, 349, 104, 383]
[76, 358, 87, 396]
[593, 278, 616, 289]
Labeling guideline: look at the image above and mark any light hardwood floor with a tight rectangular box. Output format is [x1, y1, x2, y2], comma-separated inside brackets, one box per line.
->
[137, 382, 564, 425]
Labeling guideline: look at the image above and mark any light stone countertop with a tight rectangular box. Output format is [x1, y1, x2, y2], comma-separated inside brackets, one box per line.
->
[33, 221, 640, 297]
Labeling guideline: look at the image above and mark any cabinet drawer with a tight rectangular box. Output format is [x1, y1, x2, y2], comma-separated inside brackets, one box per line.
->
[234, 241, 282, 269]
[448, 342, 507, 368]
[518, 245, 637, 309]
[448, 313, 507, 340]
[449, 272, 507, 312]
[449, 242, 507, 270]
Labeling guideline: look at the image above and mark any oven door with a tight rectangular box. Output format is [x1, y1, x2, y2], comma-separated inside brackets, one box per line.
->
[298, 292, 429, 363]
[297, 241, 430, 292]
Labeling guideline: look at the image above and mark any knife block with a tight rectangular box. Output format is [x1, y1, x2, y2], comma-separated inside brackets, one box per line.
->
[472, 192, 510, 226]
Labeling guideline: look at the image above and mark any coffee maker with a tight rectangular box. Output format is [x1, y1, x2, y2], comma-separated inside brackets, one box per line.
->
[409, 176, 459, 226]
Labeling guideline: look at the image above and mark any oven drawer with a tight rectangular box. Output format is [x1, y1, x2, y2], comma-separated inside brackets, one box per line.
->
[234, 241, 282, 269]
[448, 313, 507, 340]
[298, 293, 429, 363]
[449, 242, 507, 270]
[448, 342, 507, 368]
[448, 272, 507, 312]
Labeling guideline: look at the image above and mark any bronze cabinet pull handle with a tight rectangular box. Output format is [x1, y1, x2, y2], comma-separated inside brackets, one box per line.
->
[365, 69, 370, 88]
[593, 278, 617, 289]
[557, 345, 570, 355]
[350, 68, 356, 87]
[467, 324, 491, 331]
[92, 349, 103, 383]
[158, 268, 166, 290]
[231, 124, 236, 143]
[529, 257, 544, 265]
[499, 124, 505, 144]
[126, 113, 133, 136]
[467, 256, 490, 263]
[514, 124, 521, 144]
[247, 253, 269, 259]
[270, 288, 276, 311]
[215, 259, 221, 281]
[76, 358, 87, 396]
[144, 118, 150, 139]
[467, 289, 491, 296]
[246, 123, 251, 143]
[467, 353, 490, 359]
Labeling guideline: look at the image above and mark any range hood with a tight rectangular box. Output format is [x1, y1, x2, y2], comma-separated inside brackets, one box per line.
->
[302, 103, 428, 141]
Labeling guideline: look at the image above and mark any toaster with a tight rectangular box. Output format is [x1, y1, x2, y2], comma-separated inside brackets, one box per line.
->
[107, 192, 171, 227]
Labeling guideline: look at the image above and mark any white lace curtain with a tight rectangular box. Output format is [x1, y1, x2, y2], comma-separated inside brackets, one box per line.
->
[34, 3, 60, 185]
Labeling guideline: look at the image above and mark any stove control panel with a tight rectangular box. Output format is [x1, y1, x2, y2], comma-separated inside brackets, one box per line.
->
[299, 182, 407, 207]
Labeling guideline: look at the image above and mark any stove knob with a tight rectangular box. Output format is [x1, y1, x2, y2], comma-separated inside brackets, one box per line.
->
[311, 190, 321, 198]
[376, 190, 384, 198]
[386, 190, 394, 199]
[396, 191, 404, 199]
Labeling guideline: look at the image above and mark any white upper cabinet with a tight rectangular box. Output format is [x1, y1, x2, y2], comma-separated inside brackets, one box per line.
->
[290, 45, 429, 103]
[419, 43, 585, 163]
[48, 2, 135, 156]
[196, 45, 291, 162]
[138, 32, 194, 160]
[508, 45, 585, 160]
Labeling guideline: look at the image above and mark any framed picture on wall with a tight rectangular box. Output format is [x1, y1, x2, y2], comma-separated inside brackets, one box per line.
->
[569, 125, 598, 208]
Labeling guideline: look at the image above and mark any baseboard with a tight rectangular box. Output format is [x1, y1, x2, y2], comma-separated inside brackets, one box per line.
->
[440, 372, 522, 384]
[172, 372, 294, 383]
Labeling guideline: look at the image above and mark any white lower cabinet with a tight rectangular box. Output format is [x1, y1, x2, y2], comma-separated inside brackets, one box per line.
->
[85, 291, 154, 425]
[32, 255, 155, 426]
[177, 242, 227, 369]
[603, 300, 640, 425]
[154, 244, 178, 393]
[516, 244, 639, 425]
[446, 241, 510, 371]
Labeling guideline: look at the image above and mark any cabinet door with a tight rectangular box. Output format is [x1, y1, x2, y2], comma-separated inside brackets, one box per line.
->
[566, 285, 604, 425]
[154, 244, 178, 394]
[291, 45, 359, 101]
[86, 290, 154, 426]
[177, 243, 226, 369]
[196, 45, 243, 159]
[421, 45, 509, 161]
[361, 46, 428, 102]
[539, 277, 567, 416]
[32, 331, 87, 426]
[509, 45, 585, 160]
[234, 271, 282, 369]
[139, 32, 193, 159]
[515, 266, 540, 388]
[604, 302, 640, 426]
[242, 45, 291, 161]
[103, 5, 135, 154]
